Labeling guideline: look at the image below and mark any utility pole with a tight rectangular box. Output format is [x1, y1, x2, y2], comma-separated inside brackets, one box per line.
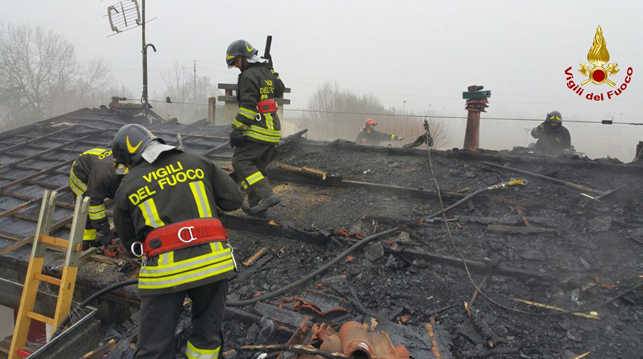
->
[193, 60, 197, 101]
[141, 0, 148, 114]
[141, 0, 157, 119]
[107, 0, 156, 119]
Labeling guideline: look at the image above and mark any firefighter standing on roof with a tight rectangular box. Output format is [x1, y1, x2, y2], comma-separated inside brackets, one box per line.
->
[356, 119, 403, 145]
[531, 111, 572, 156]
[226, 39, 285, 215]
[111, 124, 242, 359]
[68, 148, 123, 250]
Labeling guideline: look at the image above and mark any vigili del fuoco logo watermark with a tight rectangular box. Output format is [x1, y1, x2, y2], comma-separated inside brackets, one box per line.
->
[564, 26, 633, 101]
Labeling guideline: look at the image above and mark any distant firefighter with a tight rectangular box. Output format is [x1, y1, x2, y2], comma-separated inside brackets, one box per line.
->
[355, 119, 403, 145]
[635, 141, 643, 162]
[530, 111, 572, 155]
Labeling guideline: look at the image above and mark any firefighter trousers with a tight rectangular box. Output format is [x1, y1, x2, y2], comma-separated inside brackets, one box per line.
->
[231, 141, 276, 205]
[136, 279, 228, 359]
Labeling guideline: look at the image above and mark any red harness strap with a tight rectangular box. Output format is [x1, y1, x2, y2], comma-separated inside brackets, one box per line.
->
[257, 99, 278, 113]
[143, 218, 228, 258]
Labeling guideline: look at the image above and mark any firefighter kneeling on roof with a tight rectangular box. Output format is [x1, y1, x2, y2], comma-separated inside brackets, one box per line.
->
[68, 147, 124, 250]
[111, 124, 243, 359]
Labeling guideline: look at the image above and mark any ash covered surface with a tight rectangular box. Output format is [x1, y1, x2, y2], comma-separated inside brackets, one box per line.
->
[217, 140, 642, 358]
[85, 139, 640, 358]
[1, 110, 640, 358]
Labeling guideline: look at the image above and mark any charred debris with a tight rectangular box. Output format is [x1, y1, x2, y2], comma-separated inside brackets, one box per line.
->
[0, 107, 640, 358]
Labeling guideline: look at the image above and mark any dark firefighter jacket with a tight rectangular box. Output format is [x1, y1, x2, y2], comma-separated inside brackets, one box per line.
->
[68, 148, 122, 240]
[232, 63, 286, 144]
[113, 149, 243, 295]
[356, 128, 400, 145]
[531, 122, 572, 155]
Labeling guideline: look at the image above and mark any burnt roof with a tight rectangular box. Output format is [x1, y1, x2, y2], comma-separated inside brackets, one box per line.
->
[0, 107, 641, 358]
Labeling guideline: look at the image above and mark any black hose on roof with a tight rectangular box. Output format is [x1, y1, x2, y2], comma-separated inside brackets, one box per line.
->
[55, 278, 138, 336]
[226, 226, 400, 307]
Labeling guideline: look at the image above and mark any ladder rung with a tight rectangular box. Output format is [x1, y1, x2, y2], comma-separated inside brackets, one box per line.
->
[35, 273, 61, 286]
[26, 311, 56, 326]
[39, 234, 69, 249]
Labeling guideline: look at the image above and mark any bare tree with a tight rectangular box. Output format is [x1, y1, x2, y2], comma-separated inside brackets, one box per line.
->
[0, 23, 76, 125]
[298, 82, 449, 146]
[307, 82, 390, 122]
[0, 23, 121, 130]
[154, 62, 215, 123]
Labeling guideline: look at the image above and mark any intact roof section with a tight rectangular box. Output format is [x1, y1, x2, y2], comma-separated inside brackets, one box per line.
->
[0, 107, 232, 259]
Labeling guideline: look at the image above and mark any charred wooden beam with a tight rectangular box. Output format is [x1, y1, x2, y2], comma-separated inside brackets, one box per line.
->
[0, 126, 77, 154]
[384, 245, 554, 282]
[271, 163, 464, 200]
[222, 214, 329, 246]
[0, 134, 98, 170]
[0, 161, 72, 192]
[486, 224, 558, 235]
[0, 216, 73, 254]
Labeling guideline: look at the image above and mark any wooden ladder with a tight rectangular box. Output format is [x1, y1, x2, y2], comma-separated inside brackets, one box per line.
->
[8, 190, 89, 359]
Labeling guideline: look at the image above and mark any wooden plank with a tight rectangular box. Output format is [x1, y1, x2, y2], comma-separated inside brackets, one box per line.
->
[26, 311, 56, 326]
[36, 273, 61, 286]
[254, 302, 308, 328]
[39, 234, 70, 249]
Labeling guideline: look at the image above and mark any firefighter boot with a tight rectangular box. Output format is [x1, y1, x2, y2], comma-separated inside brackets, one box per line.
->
[242, 188, 262, 216]
[246, 180, 280, 215]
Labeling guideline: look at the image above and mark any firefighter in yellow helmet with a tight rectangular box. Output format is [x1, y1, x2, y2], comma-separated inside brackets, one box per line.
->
[68, 147, 123, 250]
[111, 124, 242, 359]
[531, 111, 572, 156]
[226, 39, 285, 215]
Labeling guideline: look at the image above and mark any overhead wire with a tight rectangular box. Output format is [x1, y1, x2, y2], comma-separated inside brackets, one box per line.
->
[146, 99, 642, 126]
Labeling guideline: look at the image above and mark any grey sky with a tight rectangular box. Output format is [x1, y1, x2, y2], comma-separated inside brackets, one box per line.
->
[1, 0, 642, 158]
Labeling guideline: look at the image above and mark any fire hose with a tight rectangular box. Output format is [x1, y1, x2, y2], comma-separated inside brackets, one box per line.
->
[226, 227, 399, 306]
[55, 226, 400, 334]
[425, 178, 527, 221]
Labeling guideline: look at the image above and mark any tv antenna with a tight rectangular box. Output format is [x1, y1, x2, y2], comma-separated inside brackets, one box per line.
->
[107, 0, 156, 118]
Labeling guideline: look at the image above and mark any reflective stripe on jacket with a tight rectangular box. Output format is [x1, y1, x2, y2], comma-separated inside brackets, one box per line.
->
[137, 241, 236, 293]
[68, 148, 121, 239]
[233, 63, 285, 144]
[113, 149, 243, 295]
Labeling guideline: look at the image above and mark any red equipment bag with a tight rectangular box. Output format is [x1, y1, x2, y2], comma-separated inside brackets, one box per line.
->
[257, 99, 278, 113]
[143, 218, 228, 257]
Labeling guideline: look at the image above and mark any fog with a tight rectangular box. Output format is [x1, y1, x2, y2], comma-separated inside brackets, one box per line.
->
[1, 0, 642, 160]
